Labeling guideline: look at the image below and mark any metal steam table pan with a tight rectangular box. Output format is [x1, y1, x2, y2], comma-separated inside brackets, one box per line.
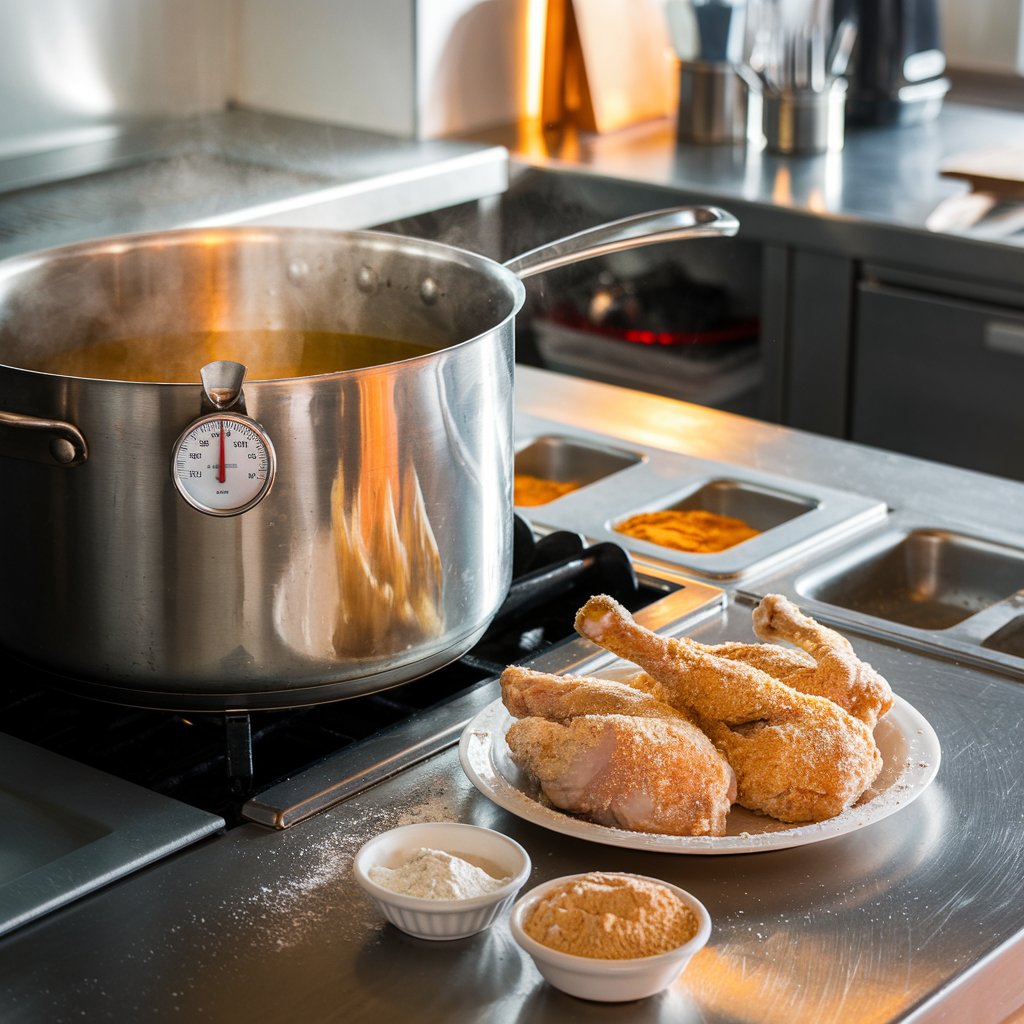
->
[738, 508, 1024, 679]
[513, 413, 887, 584]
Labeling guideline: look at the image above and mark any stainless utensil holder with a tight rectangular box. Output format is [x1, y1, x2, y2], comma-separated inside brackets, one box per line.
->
[763, 80, 847, 155]
[677, 61, 761, 145]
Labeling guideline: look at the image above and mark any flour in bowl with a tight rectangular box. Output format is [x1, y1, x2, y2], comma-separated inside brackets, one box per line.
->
[369, 847, 510, 900]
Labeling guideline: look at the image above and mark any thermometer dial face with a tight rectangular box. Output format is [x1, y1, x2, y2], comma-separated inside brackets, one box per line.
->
[172, 413, 276, 516]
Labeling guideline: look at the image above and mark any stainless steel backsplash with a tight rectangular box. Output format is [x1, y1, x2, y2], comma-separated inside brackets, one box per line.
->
[0, 0, 231, 160]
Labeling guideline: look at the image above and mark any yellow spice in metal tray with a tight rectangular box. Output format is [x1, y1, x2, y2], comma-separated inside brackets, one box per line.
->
[514, 473, 580, 507]
[616, 509, 760, 553]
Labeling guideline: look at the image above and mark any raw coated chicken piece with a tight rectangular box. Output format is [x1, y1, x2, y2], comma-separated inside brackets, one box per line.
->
[666, 639, 879, 721]
[624, 598, 892, 727]
[501, 666, 736, 836]
[574, 595, 883, 823]
[697, 642, 815, 684]
[750, 593, 894, 727]
[505, 715, 734, 836]
[501, 664, 694, 724]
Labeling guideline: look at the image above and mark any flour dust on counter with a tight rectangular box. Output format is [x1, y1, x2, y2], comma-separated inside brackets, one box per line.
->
[186, 766, 463, 954]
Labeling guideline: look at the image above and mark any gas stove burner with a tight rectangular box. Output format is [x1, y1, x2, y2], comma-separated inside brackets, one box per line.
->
[0, 519, 665, 827]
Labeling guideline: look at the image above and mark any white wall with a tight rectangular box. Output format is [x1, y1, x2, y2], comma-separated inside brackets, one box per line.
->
[0, 0, 698, 149]
[415, 0, 534, 137]
[232, 0, 418, 136]
[939, 0, 1024, 74]
[231, 0, 535, 138]
[0, 0, 529, 152]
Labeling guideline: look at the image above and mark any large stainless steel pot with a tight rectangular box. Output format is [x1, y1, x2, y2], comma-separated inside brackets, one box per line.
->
[0, 206, 737, 710]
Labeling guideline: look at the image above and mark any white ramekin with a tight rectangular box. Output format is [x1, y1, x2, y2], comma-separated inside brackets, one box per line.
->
[509, 872, 711, 1002]
[353, 821, 532, 940]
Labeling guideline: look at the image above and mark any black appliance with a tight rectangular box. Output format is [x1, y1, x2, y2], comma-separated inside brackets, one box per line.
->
[835, 0, 950, 125]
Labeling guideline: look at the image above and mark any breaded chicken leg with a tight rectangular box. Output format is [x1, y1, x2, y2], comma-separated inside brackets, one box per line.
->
[506, 714, 734, 836]
[700, 642, 815, 683]
[574, 595, 882, 823]
[633, 597, 892, 726]
[751, 594, 894, 726]
[622, 648, 815, 705]
[682, 634, 890, 725]
[501, 666, 735, 836]
[501, 664, 693, 724]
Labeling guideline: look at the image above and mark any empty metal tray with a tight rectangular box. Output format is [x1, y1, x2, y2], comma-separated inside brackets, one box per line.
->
[799, 528, 1024, 630]
[741, 513, 1024, 676]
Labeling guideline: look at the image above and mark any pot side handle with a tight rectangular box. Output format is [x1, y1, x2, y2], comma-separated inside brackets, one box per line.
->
[0, 410, 88, 467]
[502, 206, 740, 280]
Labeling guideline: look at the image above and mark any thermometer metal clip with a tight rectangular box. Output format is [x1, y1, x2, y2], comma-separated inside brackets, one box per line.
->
[172, 360, 277, 516]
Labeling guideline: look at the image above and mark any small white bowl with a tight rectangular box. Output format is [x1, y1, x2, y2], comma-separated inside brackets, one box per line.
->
[353, 822, 532, 940]
[510, 873, 711, 1002]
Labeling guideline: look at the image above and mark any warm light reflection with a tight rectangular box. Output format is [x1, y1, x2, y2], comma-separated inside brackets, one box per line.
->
[198, 231, 230, 249]
[516, 122, 557, 160]
[806, 187, 827, 213]
[528, 381, 716, 454]
[327, 375, 444, 655]
[196, 233, 234, 336]
[771, 166, 794, 207]
[684, 945, 914, 1023]
[523, 0, 548, 119]
[821, 151, 844, 209]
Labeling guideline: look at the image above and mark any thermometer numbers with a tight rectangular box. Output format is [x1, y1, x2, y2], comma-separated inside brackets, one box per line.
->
[173, 414, 275, 515]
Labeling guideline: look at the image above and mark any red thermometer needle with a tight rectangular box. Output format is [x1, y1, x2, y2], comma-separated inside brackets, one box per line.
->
[218, 421, 226, 483]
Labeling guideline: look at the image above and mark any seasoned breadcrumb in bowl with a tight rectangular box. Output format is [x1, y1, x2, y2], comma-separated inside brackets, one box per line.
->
[510, 871, 711, 1001]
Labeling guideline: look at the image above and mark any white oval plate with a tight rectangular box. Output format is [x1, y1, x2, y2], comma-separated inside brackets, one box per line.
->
[458, 676, 941, 855]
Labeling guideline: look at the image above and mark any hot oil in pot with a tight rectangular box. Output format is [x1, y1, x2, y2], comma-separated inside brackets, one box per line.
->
[32, 329, 437, 383]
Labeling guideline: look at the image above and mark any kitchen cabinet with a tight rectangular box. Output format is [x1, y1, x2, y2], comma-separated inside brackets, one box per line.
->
[849, 279, 1024, 479]
[763, 245, 856, 435]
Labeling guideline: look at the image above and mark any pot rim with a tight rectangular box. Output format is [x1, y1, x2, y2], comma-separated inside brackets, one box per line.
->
[0, 224, 528, 386]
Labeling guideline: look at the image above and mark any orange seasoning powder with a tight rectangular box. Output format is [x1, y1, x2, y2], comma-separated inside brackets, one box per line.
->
[514, 473, 580, 507]
[616, 509, 760, 554]
[523, 873, 698, 959]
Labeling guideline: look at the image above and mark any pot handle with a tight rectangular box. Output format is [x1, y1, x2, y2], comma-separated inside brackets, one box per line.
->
[502, 206, 739, 280]
[0, 410, 88, 467]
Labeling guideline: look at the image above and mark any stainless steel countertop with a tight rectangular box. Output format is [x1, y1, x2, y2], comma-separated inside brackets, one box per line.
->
[0, 108, 509, 258]
[3, 366, 1023, 1023]
[469, 101, 1024, 279]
